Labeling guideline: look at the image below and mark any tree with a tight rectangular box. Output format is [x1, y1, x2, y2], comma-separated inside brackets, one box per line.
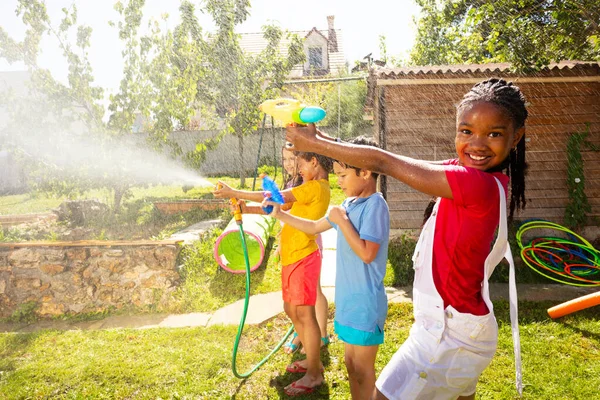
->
[0, 1, 120, 207]
[410, 0, 600, 71]
[189, 0, 305, 186]
[0, 0, 305, 208]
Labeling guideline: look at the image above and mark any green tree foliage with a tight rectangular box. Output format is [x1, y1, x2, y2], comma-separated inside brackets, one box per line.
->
[0, 1, 121, 207]
[0, 0, 305, 205]
[322, 80, 370, 139]
[410, 0, 600, 71]
[189, 0, 305, 186]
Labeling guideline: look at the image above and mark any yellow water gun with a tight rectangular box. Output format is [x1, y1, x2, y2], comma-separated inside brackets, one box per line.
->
[259, 98, 326, 125]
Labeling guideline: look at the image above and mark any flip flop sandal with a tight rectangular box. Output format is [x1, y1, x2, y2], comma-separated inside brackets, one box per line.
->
[283, 332, 300, 354]
[286, 361, 324, 374]
[284, 380, 319, 396]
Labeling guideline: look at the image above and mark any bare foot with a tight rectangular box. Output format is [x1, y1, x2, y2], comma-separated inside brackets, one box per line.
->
[286, 359, 324, 373]
[284, 373, 323, 396]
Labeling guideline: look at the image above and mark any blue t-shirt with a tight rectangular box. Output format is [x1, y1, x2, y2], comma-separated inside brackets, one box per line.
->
[327, 192, 390, 332]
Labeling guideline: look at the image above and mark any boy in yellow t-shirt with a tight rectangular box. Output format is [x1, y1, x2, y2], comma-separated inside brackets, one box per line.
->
[214, 151, 332, 396]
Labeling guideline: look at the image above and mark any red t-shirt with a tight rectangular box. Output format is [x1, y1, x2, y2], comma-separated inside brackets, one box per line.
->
[432, 159, 509, 316]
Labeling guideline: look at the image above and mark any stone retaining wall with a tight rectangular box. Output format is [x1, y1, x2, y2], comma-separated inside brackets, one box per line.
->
[0, 241, 182, 317]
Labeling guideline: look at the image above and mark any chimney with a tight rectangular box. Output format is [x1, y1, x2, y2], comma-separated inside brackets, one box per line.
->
[327, 15, 338, 52]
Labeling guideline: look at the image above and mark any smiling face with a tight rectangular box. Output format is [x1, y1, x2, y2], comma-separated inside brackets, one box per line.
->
[282, 149, 297, 177]
[455, 101, 525, 171]
[297, 156, 318, 181]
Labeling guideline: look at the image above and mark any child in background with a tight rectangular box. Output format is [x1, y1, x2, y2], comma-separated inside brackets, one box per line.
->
[279, 145, 330, 356]
[285, 79, 527, 400]
[214, 151, 332, 396]
[264, 136, 390, 400]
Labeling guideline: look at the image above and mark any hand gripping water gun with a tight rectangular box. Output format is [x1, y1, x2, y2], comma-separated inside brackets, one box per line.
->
[259, 98, 326, 125]
[260, 174, 285, 214]
[216, 183, 243, 225]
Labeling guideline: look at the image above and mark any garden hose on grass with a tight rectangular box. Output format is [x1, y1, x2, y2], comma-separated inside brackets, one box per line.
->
[226, 196, 294, 379]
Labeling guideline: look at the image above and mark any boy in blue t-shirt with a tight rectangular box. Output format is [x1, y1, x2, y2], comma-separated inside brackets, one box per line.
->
[264, 136, 390, 400]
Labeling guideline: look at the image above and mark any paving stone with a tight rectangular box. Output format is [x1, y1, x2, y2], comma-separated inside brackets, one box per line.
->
[208, 291, 284, 326]
[167, 219, 222, 244]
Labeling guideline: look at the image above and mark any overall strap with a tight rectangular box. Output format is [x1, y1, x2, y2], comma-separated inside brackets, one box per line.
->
[493, 177, 523, 396]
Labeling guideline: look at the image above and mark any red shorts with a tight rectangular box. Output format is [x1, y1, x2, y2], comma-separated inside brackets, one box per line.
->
[281, 250, 321, 306]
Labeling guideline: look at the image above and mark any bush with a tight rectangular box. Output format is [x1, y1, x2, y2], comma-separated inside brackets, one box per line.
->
[385, 234, 417, 286]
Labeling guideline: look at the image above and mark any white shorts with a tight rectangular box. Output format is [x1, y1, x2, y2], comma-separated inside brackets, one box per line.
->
[376, 305, 498, 400]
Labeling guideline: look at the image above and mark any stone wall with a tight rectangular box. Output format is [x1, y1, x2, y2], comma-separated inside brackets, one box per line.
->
[0, 241, 181, 317]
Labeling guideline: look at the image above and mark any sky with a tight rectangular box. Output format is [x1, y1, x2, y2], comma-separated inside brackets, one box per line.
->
[0, 0, 421, 97]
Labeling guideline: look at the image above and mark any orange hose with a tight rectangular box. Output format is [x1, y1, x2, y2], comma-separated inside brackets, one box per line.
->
[547, 291, 600, 319]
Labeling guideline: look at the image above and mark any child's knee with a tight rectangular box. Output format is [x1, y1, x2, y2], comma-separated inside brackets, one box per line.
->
[295, 305, 316, 322]
[345, 355, 373, 382]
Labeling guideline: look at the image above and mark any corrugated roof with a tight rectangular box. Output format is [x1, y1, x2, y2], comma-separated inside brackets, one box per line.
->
[238, 29, 346, 75]
[375, 61, 600, 79]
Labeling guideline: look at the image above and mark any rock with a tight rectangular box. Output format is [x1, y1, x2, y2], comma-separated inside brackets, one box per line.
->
[53, 199, 110, 227]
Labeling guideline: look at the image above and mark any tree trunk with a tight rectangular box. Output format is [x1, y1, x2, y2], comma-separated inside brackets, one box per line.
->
[238, 134, 246, 187]
[113, 186, 125, 215]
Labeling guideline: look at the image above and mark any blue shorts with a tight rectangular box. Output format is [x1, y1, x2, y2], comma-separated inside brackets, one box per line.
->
[334, 320, 384, 346]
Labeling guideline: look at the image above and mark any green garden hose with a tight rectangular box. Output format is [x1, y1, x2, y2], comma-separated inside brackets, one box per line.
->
[231, 219, 294, 379]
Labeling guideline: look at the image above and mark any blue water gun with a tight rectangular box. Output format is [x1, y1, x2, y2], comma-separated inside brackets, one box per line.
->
[260, 174, 285, 214]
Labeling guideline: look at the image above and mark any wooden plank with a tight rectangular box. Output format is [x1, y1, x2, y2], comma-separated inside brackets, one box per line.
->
[528, 96, 599, 107]
[528, 114, 600, 125]
[386, 135, 455, 147]
[385, 191, 431, 201]
[385, 109, 456, 120]
[525, 188, 600, 199]
[528, 104, 600, 116]
[527, 124, 600, 135]
[526, 197, 600, 208]
[386, 200, 433, 211]
[527, 150, 600, 162]
[385, 118, 456, 130]
[520, 82, 600, 97]
[390, 217, 427, 230]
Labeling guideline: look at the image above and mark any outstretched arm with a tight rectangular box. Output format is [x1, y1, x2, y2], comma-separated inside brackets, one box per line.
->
[286, 124, 453, 199]
[265, 201, 331, 235]
[213, 181, 297, 203]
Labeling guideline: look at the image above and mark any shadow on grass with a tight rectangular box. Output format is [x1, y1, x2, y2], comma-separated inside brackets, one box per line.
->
[0, 331, 43, 375]
[494, 299, 600, 341]
[267, 348, 332, 399]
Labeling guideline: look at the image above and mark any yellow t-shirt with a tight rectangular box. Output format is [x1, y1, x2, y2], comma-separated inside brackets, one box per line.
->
[280, 179, 330, 266]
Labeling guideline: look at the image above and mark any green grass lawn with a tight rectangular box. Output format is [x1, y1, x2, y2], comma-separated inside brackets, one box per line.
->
[1, 301, 598, 399]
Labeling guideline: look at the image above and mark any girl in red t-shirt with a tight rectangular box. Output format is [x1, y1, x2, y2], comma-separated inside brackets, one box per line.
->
[286, 79, 528, 400]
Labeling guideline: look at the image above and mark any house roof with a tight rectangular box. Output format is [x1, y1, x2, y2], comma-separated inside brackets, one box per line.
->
[375, 61, 600, 79]
[238, 29, 346, 74]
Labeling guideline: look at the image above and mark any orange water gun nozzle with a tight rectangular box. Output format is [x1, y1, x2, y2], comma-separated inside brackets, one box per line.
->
[216, 183, 243, 224]
[231, 198, 243, 225]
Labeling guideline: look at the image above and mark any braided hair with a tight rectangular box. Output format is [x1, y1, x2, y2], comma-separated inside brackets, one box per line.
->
[423, 79, 528, 224]
[459, 78, 528, 220]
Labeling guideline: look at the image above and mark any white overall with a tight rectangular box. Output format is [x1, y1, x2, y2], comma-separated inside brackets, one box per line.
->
[377, 179, 522, 399]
